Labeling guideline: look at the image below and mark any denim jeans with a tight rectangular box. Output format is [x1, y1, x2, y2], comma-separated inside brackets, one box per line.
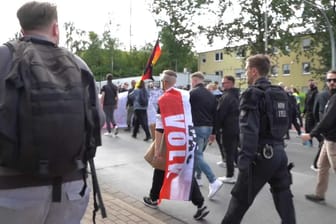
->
[194, 126, 216, 183]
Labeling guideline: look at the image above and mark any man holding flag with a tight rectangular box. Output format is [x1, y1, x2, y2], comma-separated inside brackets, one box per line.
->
[143, 70, 210, 220]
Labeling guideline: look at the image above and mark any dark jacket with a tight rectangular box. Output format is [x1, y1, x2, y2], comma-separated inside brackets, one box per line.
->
[238, 77, 288, 170]
[190, 83, 217, 127]
[215, 87, 240, 136]
[101, 82, 118, 106]
[310, 89, 336, 141]
[287, 92, 298, 125]
[303, 86, 318, 114]
[313, 89, 329, 122]
[126, 87, 135, 107]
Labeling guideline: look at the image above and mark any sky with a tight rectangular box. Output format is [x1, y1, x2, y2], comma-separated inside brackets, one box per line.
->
[0, 0, 225, 52]
[0, 0, 160, 50]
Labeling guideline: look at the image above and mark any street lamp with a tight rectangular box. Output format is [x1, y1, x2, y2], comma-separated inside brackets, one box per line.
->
[264, 0, 268, 53]
[302, 0, 336, 69]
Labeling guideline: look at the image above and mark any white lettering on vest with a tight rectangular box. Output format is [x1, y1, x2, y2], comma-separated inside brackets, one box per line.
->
[165, 114, 185, 128]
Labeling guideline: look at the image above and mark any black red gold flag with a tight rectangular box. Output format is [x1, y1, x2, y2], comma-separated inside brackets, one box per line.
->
[141, 39, 161, 80]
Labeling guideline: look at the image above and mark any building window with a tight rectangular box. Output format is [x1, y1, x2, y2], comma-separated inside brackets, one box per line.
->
[215, 52, 223, 61]
[236, 48, 246, 58]
[271, 65, 278, 76]
[235, 68, 245, 79]
[302, 38, 311, 50]
[215, 71, 223, 76]
[282, 64, 290, 75]
[302, 62, 311, 74]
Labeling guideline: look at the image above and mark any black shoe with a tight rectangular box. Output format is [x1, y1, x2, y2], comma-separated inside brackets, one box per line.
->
[305, 194, 325, 202]
[193, 206, 209, 220]
[143, 137, 151, 142]
[143, 196, 158, 209]
[131, 134, 136, 138]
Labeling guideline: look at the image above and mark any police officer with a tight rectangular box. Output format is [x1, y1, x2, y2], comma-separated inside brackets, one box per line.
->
[222, 54, 296, 224]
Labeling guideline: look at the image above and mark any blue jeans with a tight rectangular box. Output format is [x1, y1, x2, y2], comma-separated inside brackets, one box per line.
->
[194, 126, 216, 183]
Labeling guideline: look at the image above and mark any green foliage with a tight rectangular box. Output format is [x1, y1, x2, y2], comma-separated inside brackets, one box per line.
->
[296, 0, 336, 72]
[155, 26, 197, 73]
[64, 22, 88, 54]
[63, 19, 197, 79]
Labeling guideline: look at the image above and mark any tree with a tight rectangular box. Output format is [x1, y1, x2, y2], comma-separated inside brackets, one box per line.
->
[150, 0, 202, 72]
[200, 0, 301, 56]
[295, 0, 336, 73]
[151, 0, 213, 47]
[64, 22, 88, 54]
[157, 26, 197, 73]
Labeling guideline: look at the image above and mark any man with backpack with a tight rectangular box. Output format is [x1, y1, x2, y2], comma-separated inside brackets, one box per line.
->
[0, 2, 105, 223]
[222, 54, 296, 224]
[129, 80, 151, 141]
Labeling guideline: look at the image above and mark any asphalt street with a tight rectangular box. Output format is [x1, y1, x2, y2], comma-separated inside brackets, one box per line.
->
[93, 129, 336, 224]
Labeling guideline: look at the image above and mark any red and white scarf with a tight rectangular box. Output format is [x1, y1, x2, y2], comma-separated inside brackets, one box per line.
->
[158, 88, 196, 201]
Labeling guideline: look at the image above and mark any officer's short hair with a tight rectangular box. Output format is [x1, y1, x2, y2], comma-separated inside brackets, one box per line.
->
[17, 1, 58, 31]
[191, 71, 205, 80]
[246, 54, 270, 76]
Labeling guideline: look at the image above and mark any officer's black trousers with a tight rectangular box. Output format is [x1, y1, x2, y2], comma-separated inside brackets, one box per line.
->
[222, 145, 296, 224]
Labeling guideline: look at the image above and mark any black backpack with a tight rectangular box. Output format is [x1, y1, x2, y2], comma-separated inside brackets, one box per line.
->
[0, 38, 101, 180]
[255, 84, 290, 140]
[139, 87, 148, 107]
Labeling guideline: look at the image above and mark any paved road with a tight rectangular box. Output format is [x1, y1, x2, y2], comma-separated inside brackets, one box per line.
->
[93, 129, 336, 224]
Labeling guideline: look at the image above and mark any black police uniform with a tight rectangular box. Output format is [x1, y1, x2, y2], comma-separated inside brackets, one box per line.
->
[222, 77, 296, 224]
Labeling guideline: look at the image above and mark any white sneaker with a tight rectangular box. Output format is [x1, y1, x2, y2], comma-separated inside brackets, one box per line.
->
[217, 161, 226, 168]
[310, 165, 319, 172]
[196, 178, 203, 187]
[208, 179, 223, 199]
[103, 132, 112, 136]
[218, 176, 236, 184]
[114, 125, 119, 135]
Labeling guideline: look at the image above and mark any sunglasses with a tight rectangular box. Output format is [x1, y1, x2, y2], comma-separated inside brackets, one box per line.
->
[326, 78, 336, 83]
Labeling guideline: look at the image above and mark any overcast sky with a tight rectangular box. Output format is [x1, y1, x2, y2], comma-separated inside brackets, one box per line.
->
[0, 0, 159, 50]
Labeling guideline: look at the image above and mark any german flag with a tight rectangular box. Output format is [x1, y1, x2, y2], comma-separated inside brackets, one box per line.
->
[141, 39, 161, 80]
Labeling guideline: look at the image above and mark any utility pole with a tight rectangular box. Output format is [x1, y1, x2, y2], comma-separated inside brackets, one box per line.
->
[129, 0, 132, 51]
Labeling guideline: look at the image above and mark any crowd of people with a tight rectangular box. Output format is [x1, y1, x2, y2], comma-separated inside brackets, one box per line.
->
[100, 58, 336, 223]
[1, 1, 335, 224]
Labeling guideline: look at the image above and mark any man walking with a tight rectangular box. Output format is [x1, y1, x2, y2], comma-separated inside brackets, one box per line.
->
[143, 70, 210, 220]
[101, 73, 119, 136]
[302, 79, 321, 147]
[222, 54, 296, 224]
[190, 72, 223, 199]
[302, 70, 336, 203]
[216, 75, 240, 184]
[125, 79, 136, 132]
